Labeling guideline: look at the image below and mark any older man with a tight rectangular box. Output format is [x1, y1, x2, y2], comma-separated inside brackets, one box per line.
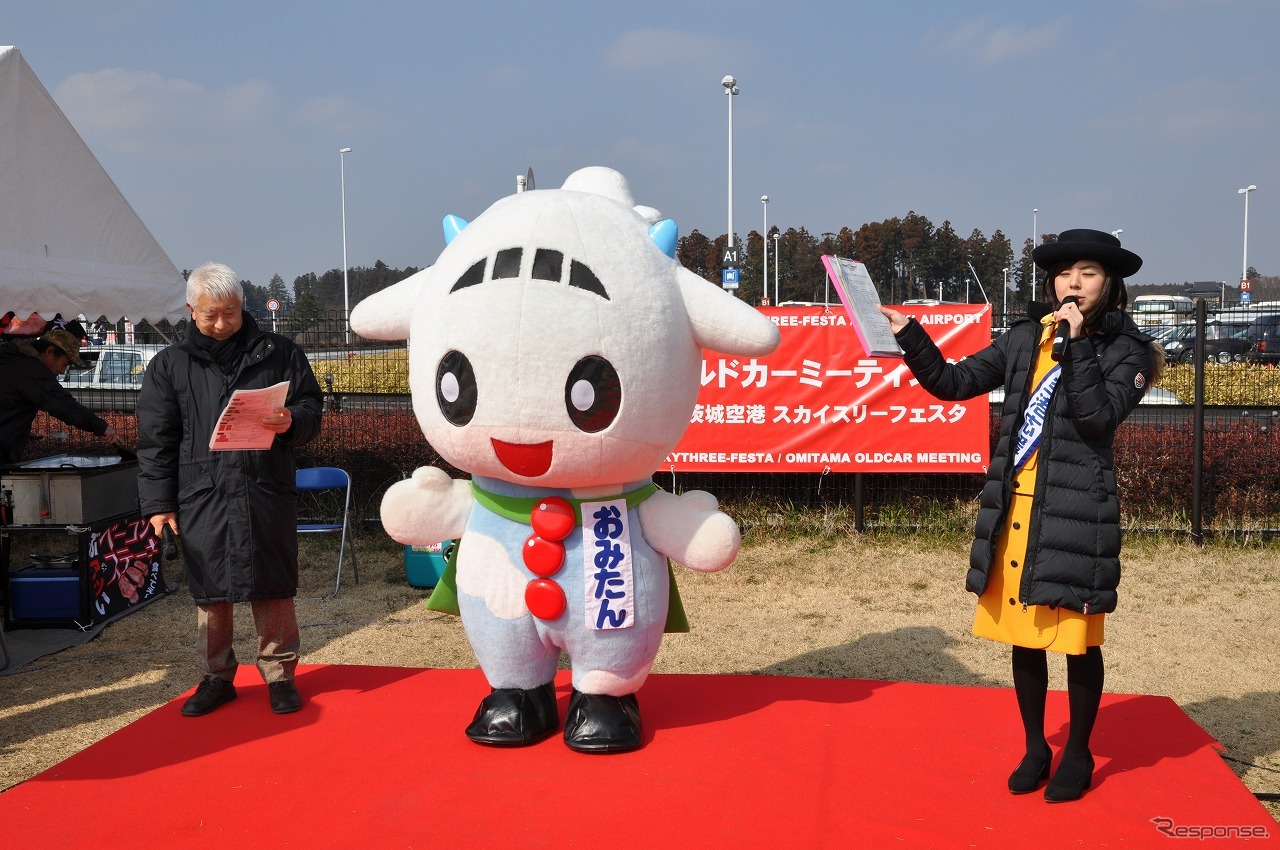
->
[137, 262, 323, 716]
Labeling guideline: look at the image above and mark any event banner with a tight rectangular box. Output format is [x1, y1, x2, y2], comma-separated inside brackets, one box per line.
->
[666, 304, 992, 473]
[89, 516, 165, 622]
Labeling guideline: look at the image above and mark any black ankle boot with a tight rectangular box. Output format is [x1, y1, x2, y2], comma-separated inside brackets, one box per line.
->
[1007, 744, 1052, 794]
[1045, 751, 1094, 803]
[563, 689, 642, 753]
[464, 682, 558, 746]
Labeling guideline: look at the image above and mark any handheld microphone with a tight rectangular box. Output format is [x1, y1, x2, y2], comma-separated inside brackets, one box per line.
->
[1051, 295, 1080, 361]
[162, 525, 179, 561]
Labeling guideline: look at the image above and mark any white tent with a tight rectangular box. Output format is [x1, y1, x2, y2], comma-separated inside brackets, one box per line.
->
[0, 46, 186, 323]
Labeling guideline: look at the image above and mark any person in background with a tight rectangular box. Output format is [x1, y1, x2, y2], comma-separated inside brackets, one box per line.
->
[879, 229, 1164, 803]
[0, 325, 120, 466]
[137, 262, 323, 717]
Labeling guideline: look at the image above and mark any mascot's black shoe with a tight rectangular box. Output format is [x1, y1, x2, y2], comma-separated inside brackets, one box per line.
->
[563, 689, 643, 754]
[464, 682, 558, 746]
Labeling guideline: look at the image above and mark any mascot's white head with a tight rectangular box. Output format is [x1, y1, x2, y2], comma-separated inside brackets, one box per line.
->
[351, 166, 779, 489]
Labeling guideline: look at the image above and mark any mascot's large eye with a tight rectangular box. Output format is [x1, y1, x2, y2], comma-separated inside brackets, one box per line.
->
[437, 350, 477, 427]
[565, 356, 620, 433]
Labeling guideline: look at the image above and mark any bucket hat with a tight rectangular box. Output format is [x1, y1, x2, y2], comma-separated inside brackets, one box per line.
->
[41, 327, 87, 368]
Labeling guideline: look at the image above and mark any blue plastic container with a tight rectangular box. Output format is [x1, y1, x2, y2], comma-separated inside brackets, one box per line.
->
[405, 541, 452, 588]
[10, 564, 82, 622]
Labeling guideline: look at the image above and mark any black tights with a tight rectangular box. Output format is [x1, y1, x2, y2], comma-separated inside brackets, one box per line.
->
[1011, 645, 1104, 762]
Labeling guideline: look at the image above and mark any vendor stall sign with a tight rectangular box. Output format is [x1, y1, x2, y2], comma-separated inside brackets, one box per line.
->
[89, 516, 164, 621]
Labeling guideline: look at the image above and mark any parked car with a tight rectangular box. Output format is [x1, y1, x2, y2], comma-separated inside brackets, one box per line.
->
[1243, 314, 1280, 363]
[57, 344, 166, 411]
[1157, 320, 1253, 364]
[56, 342, 351, 414]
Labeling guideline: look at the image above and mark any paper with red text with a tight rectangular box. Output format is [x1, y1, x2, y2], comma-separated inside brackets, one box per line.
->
[208, 381, 289, 451]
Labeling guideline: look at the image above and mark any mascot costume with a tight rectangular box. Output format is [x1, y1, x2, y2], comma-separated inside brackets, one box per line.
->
[351, 167, 779, 753]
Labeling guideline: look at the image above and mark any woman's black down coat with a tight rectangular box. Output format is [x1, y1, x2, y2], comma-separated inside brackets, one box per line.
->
[136, 316, 323, 604]
[894, 305, 1155, 615]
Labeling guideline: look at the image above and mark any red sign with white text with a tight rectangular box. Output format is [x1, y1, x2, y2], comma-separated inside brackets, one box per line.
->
[666, 304, 992, 473]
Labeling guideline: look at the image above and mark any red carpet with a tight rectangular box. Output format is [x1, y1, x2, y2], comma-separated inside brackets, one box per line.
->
[2, 666, 1272, 848]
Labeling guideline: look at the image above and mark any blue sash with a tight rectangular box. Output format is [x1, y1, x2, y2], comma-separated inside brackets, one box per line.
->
[1012, 365, 1061, 473]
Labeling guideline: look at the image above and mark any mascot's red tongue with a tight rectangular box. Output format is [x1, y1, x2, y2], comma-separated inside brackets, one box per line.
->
[491, 438, 554, 478]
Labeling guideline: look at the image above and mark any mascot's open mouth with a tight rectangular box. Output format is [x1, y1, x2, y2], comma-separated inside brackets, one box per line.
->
[491, 438, 554, 478]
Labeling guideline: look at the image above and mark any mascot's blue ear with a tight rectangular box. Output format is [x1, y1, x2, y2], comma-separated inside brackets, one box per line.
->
[443, 214, 469, 246]
[649, 219, 678, 258]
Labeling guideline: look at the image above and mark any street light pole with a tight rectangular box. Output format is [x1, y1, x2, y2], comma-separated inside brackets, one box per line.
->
[761, 195, 769, 305]
[1002, 267, 1010, 326]
[1239, 185, 1257, 290]
[772, 232, 780, 305]
[340, 146, 352, 345]
[722, 75, 739, 290]
[1031, 207, 1038, 298]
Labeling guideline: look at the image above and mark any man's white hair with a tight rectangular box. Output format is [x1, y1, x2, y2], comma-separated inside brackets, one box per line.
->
[187, 262, 245, 305]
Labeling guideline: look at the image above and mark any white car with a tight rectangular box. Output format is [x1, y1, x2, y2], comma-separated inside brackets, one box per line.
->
[58, 344, 166, 411]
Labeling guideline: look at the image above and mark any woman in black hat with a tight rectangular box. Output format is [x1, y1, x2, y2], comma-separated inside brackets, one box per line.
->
[880, 229, 1164, 802]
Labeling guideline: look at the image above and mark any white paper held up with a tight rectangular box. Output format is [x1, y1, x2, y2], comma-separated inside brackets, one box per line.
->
[821, 255, 903, 358]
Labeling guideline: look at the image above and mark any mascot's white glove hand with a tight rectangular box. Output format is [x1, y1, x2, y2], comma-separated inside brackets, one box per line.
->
[637, 489, 741, 573]
[379, 466, 472, 546]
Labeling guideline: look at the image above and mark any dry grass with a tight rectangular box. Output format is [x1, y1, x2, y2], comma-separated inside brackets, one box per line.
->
[1, 532, 1277, 821]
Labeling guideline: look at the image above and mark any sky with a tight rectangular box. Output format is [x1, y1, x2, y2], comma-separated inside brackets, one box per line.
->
[4, 0, 1278, 298]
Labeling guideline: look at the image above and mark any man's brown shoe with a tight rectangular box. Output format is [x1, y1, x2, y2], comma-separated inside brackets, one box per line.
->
[181, 677, 237, 717]
[269, 680, 302, 714]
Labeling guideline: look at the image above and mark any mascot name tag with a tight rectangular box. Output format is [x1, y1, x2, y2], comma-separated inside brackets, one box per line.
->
[581, 499, 634, 630]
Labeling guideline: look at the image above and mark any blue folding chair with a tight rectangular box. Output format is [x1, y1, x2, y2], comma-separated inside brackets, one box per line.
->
[296, 467, 359, 596]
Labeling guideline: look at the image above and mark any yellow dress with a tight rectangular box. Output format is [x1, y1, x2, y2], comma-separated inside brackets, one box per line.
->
[971, 319, 1105, 655]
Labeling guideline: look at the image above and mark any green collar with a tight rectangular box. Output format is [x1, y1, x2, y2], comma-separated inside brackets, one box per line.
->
[470, 481, 659, 525]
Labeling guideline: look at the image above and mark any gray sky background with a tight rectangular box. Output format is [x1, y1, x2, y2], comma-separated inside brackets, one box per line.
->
[5, 0, 1277, 296]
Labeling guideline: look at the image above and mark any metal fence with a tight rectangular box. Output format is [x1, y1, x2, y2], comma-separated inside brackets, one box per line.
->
[33, 307, 1280, 538]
